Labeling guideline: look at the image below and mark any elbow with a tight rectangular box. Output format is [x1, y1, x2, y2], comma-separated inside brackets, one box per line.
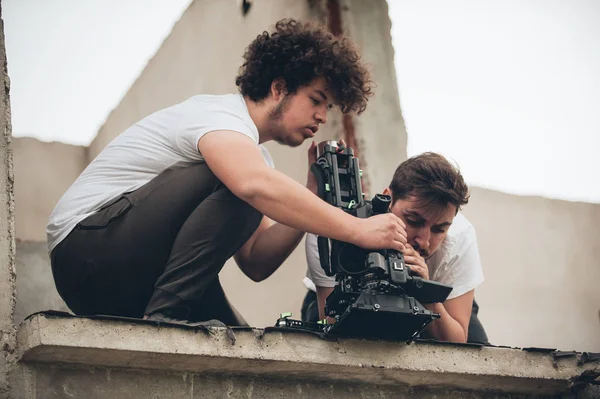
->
[231, 174, 268, 204]
[246, 269, 267, 283]
[240, 261, 270, 283]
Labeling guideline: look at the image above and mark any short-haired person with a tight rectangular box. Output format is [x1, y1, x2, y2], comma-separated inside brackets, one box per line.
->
[302, 153, 489, 343]
[47, 19, 409, 327]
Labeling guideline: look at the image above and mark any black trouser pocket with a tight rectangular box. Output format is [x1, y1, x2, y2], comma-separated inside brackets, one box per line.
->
[77, 196, 132, 230]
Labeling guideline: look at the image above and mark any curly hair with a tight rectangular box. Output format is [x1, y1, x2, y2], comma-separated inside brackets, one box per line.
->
[235, 19, 373, 114]
[389, 153, 470, 212]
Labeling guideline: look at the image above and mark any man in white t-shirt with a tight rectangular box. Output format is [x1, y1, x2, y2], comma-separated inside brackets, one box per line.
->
[47, 19, 410, 327]
[302, 153, 489, 343]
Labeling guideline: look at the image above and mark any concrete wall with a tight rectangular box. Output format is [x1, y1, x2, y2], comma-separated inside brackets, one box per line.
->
[13, 138, 87, 242]
[11, 138, 83, 325]
[463, 187, 600, 352]
[339, 0, 407, 196]
[16, 314, 600, 399]
[14, 241, 70, 324]
[0, 3, 17, 396]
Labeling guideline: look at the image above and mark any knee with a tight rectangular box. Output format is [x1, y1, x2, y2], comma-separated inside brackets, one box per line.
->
[219, 188, 262, 229]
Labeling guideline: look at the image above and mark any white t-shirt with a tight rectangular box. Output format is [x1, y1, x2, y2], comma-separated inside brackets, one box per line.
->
[47, 93, 274, 253]
[304, 212, 483, 300]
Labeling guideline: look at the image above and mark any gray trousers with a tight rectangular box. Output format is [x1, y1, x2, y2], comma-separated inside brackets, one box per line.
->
[51, 162, 262, 325]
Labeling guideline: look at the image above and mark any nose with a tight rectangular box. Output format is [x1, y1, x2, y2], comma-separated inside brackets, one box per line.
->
[414, 228, 430, 252]
[315, 106, 328, 125]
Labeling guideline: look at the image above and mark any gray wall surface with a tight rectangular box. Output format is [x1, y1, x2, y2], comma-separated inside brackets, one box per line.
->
[14, 241, 69, 324]
[13, 137, 87, 242]
[463, 187, 600, 352]
[12, 138, 83, 325]
[18, 314, 600, 399]
[20, 364, 566, 399]
[0, 3, 17, 396]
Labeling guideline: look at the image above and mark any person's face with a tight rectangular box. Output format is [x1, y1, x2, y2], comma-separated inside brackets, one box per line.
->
[268, 76, 333, 147]
[383, 189, 456, 258]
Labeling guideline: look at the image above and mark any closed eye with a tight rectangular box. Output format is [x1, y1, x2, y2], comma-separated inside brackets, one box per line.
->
[406, 219, 424, 227]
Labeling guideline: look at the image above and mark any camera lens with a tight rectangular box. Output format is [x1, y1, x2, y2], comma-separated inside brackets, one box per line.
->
[336, 243, 369, 274]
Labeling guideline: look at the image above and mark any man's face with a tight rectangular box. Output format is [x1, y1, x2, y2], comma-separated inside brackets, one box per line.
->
[268, 77, 333, 147]
[383, 189, 456, 258]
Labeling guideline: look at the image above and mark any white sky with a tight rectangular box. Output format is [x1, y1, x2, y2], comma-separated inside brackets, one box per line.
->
[3, 0, 600, 203]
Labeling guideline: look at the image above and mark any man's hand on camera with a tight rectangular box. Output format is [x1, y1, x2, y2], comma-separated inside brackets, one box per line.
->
[353, 214, 407, 252]
[403, 244, 429, 280]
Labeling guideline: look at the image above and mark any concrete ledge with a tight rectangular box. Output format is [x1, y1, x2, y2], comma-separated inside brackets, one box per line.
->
[17, 313, 599, 396]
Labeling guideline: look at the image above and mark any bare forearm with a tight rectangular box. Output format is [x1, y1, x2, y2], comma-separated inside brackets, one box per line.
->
[241, 169, 356, 242]
[424, 303, 468, 343]
[244, 223, 305, 281]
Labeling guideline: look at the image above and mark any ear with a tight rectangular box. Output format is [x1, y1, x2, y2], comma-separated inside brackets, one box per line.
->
[382, 187, 392, 196]
[270, 78, 287, 101]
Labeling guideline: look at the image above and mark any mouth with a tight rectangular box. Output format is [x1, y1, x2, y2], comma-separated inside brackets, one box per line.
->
[304, 126, 318, 137]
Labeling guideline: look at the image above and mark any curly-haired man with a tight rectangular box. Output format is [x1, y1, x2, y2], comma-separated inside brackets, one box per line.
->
[47, 19, 408, 327]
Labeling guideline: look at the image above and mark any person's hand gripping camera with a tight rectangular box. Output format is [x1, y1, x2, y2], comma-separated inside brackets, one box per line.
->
[403, 244, 429, 280]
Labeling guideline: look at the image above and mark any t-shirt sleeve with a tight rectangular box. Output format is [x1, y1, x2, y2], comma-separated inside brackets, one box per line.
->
[173, 101, 258, 161]
[305, 233, 336, 288]
[439, 226, 484, 300]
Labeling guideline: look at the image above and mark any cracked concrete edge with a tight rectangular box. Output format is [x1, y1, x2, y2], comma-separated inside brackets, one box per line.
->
[16, 314, 599, 396]
[0, 2, 18, 398]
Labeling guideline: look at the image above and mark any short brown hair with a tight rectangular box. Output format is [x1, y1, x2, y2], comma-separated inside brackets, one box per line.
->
[389, 152, 470, 212]
[235, 19, 373, 114]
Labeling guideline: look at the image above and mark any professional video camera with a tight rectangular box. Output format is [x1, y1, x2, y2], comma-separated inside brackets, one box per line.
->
[275, 141, 453, 342]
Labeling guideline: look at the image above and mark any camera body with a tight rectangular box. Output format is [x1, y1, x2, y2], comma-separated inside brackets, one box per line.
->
[310, 141, 453, 341]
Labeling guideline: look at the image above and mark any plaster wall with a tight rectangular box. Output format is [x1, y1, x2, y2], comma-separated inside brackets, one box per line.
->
[15, 365, 556, 399]
[13, 138, 86, 242]
[463, 187, 600, 352]
[14, 241, 69, 324]
[11, 138, 84, 325]
[338, 0, 407, 196]
[0, 4, 17, 396]
[14, 314, 600, 398]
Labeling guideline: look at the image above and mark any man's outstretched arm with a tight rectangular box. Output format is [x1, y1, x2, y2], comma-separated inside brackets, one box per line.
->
[234, 141, 322, 281]
[234, 217, 306, 282]
[198, 130, 407, 251]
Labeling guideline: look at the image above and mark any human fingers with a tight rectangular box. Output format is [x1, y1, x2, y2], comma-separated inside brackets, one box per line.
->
[392, 240, 405, 252]
[391, 221, 407, 245]
[392, 213, 406, 229]
[402, 245, 416, 256]
[395, 231, 407, 245]
[384, 213, 406, 235]
[405, 261, 428, 279]
[308, 140, 317, 163]
[404, 255, 425, 267]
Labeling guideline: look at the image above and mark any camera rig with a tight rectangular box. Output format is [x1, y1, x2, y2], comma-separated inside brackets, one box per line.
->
[275, 141, 453, 342]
